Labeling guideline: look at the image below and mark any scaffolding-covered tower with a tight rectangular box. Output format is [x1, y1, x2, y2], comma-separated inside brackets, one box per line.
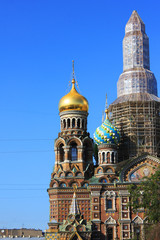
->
[109, 11, 160, 160]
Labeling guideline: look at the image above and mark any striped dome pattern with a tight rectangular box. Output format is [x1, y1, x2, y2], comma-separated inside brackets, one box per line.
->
[94, 119, 120, 145]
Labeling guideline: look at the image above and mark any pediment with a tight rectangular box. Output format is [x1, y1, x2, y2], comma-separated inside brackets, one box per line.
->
[132, 215, 143, 224]
[104, 216, 116, 225]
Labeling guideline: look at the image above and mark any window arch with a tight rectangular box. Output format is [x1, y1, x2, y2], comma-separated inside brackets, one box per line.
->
[104, 191, 116, 211]
[100, 178, 107, 183]
[77, 119, 80, 128]
[97, 168, 103, 174]
[67, 119, 70, 128]
[63, 119, 66, 128]
[59, 182, 66, 188]
[52, 182, 57, 188]
[66, 172, 73, 177]
[76, 172, 82, 177]
[70, 142, 77, 161]
[102, 152, 105, 162]
[70, 182, 78, 187]
[59, 143, 64, 162]
[82, 182, 89, 188]
[72, 118, 75, 128]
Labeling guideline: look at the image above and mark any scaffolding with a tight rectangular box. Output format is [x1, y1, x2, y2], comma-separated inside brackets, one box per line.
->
[109, 93, 160, 161]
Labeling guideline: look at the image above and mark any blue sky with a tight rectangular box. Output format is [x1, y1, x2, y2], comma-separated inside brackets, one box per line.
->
[0, 0, 160, 230]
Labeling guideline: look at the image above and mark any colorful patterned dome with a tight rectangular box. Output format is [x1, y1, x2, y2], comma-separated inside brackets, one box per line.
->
[94, 113, 120, 145]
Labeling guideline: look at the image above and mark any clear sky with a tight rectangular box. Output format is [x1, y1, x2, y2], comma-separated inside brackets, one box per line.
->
[0, 0, 160, 231]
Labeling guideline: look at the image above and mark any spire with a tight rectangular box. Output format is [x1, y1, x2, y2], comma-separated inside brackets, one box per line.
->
[117, 11, 157, 98]
[105, 94, 109, 120]
[69, 187, 80, 215]
[123, 10, 149, 71]
[72, 60, 76, 88]
[125, 10, 145, 34]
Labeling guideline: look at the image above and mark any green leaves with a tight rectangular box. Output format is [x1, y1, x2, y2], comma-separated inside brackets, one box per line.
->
[128, 167, 160, 223]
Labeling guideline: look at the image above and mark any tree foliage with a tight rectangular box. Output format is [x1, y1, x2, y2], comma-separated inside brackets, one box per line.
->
[128, 166, 160, 223]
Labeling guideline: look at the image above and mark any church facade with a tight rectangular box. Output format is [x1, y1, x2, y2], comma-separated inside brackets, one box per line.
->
[45, 11, 160, 240]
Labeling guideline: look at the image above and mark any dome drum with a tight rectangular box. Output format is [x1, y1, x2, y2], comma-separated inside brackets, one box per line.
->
[59, 110, 88, 118]
[98, 143, 118, 151]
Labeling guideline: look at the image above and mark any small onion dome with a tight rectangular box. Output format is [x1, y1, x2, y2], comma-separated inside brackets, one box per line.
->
[94, 110, 120, 145]
[58, 79, 89, 113]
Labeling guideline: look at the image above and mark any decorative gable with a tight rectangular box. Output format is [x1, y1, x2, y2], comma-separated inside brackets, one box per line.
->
[132, 215, 143, 224]
[120, 155, 160, 182]
[104, 216, 116, 225]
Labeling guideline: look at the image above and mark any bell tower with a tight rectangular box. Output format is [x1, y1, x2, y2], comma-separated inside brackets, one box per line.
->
[54, 61, 93, 174]
[48, 62, 93, 225]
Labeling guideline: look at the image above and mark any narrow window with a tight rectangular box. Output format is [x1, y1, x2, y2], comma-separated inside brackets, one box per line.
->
[134, 227, 140, 240]
[107, 227, 113, 240]
[102, 152, 105, 162]
[67, 119, 70, 128]
[63, 119, 66, 128]
[111, 152, 114, 163]
[59, 144, 64, 162]
[77, 119, 80, 128]
[72, 118, 75, 128]
[70, 142, 77, 161]
[107, 199, 112, 209]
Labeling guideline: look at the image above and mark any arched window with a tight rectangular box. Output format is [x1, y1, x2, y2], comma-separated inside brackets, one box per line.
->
[77, 119, 80, 128]
[104, 190, 116, 211]
[72, 118, 75, 128]
[82, 182, 88, 188]
[102, 152, 105, 162]
[107, 228, 113, 239]
[59, 143, 64, 162]
[63, 119, 66, 128]
[100, 178, 107, 183]
[97, 169, 103, 174]
[70, 142, 77, 161]
[66, 172, 73, 177]
[76, 172, 82, 177]
[60, 182, 66, 188]
[67, 119, 70, 128]
[71, 182, 78, 187]
[111, 152, 114, 163]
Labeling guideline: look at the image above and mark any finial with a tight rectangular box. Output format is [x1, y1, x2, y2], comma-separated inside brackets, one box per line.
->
[72, 60, 75, 84]
[105, 93, 109, 120]
[73, 185, 77, 193]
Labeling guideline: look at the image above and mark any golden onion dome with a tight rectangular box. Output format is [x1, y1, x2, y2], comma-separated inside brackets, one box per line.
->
[58, 78, 89, 113]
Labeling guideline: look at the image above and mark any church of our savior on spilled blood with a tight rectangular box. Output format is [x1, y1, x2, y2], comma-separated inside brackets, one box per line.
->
[45, 11, 160, 240]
